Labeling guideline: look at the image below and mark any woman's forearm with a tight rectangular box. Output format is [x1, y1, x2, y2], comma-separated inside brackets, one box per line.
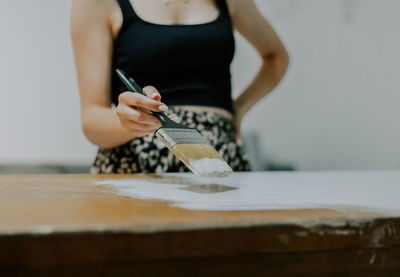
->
[234, 51, 289, 118]
[81, 105, 135, 149]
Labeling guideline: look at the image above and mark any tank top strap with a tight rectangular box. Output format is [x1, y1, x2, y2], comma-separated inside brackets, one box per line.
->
[116, 0, 139, 23]
[216, 0, 230, 18]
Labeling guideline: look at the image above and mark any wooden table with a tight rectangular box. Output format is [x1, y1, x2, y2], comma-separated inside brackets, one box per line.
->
[1, 171, 400, 276]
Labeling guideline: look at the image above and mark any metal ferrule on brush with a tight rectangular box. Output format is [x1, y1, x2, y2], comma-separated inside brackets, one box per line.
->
[155, 128, 209, 147]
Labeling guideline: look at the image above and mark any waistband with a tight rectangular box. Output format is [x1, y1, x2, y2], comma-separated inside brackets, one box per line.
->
[169, 105, 233, 120]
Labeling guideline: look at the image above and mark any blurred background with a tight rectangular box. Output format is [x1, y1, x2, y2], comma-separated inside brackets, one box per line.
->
[0, 0, 399, 173]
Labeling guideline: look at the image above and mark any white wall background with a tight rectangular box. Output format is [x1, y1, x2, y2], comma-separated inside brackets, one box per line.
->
[0, 0, 399, 170]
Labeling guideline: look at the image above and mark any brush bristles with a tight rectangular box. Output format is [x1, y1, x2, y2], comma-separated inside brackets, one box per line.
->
[170, 144, 233, 177]
[188, 158, 233, 177]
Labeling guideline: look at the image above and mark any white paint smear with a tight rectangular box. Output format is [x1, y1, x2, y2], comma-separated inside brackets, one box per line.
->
[95, 171, 400, 213]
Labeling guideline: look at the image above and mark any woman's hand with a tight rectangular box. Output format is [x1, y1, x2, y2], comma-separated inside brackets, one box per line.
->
[115, 86, 168, 137]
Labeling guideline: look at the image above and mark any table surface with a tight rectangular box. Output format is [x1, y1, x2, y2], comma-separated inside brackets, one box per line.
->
[1, 171, 400, 275]
[1, 171, 400, 235]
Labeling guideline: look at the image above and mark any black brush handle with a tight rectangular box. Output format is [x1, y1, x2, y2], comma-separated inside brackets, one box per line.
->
[116, 69, 181, 128]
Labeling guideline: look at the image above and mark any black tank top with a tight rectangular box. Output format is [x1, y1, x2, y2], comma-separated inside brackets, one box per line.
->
[112, 0, 235, 113]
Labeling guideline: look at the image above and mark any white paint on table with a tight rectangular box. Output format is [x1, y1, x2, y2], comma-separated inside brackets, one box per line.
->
[95, 171, 400, 213]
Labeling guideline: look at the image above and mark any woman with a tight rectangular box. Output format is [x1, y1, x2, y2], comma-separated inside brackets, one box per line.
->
[70, 0, 289, 174]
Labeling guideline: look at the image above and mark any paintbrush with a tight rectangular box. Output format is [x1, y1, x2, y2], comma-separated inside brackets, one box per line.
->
[116, 69, 233, 177]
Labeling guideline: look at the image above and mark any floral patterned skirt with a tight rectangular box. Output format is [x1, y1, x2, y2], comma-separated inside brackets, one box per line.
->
[91, 107, 251, 174]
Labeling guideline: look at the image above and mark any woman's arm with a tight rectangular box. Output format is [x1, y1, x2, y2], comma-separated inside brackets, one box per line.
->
[227, 0, 290, 138]
[70, 0, 166, 149]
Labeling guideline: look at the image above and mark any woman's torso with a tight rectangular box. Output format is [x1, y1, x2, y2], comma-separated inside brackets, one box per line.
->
[110, 0, 236, 115]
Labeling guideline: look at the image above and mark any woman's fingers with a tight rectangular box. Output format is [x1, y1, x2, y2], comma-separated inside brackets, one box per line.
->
[116, 87, 166, 137]
[143, 86, 161, 101]
[136, 111, 162, 126]
[116, 104, 161, 126]
[119, 118, 159, 132]
[118, 91, 167, 112]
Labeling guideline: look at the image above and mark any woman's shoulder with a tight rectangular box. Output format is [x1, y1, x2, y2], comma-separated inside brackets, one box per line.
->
[226, 0, 254, 17]
[71, 0, 111, 11]
[225, 0, 259, 16]
[70, 0, 115, 21]
[71, 0, 120, 33]
[224, 0, 261, 26]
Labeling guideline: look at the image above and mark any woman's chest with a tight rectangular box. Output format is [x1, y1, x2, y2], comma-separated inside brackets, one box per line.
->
[114, 22, 235, 71]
